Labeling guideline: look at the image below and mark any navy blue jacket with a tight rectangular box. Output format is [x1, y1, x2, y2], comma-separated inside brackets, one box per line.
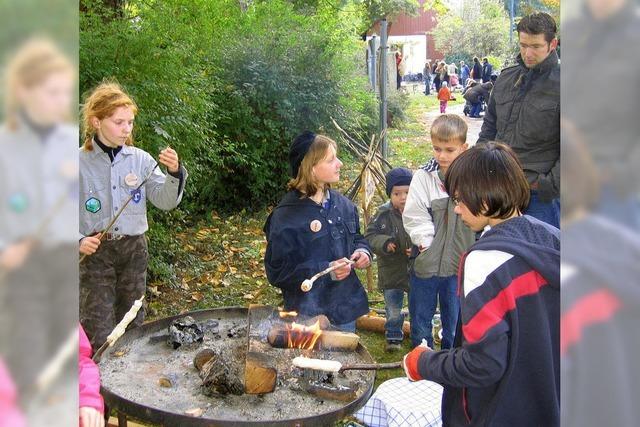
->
[264, 189, 370, 324]
[419, 215, 560, 426]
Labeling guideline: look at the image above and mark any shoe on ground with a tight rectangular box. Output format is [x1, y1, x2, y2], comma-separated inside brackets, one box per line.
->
[385, 341, 403, 352]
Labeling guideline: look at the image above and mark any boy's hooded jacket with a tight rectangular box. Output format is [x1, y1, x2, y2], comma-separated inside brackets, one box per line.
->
[418, 215, 560, 426]
[264, 189, 370, 324]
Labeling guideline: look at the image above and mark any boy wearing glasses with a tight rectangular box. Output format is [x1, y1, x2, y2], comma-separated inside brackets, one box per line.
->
[403, 142, 560, 426]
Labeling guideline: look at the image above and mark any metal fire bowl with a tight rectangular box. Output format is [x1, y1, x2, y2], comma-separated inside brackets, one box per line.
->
[99, 307, 375, 426]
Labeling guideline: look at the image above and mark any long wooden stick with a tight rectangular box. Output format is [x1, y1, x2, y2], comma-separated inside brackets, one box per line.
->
[340, 361, 402, 372]
[301, 260, 355, 292]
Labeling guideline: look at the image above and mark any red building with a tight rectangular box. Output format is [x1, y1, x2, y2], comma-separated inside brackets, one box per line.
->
[369, 0, 444, 62]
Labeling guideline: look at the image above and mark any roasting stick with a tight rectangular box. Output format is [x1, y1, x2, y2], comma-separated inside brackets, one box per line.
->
[301, 259, 355, 292]
[92, 295, 145, 362]
[292, 356, 402, 373]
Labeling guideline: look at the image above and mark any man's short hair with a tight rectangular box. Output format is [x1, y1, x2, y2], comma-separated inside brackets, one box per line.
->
[430, 114, 467, 144]
[517, 12, 557, 43]
[444, 142, 530, 219]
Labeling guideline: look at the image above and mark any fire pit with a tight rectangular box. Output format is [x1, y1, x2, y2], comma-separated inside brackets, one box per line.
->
[99, 307, 376, 426]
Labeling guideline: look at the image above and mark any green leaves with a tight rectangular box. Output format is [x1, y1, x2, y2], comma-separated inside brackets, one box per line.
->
[81, 0, 378, 214]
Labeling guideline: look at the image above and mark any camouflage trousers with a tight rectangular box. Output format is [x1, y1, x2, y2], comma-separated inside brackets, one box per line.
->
[80, 234, 148, 349]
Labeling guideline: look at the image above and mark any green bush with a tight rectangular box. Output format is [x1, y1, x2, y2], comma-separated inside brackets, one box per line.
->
[80, 0, 378, 213]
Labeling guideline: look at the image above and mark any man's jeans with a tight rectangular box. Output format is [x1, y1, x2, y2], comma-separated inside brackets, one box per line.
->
[525, 190, 560, 228]
[409, 273, 459, 348]
[470, 102, 482, 117]
[383, 289, 406, 342]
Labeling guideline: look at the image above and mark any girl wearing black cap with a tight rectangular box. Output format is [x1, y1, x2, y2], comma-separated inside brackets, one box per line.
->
[263, 132, 371, 331]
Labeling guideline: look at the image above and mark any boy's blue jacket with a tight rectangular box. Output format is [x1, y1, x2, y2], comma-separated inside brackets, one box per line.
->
[264, 189, 370, 325]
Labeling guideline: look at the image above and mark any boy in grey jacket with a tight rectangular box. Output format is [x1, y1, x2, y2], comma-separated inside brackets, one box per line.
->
[365, 168, 413, 351]
[403, 115, 475, 349]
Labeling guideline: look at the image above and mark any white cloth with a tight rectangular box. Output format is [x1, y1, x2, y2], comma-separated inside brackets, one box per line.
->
[354, 377, 443, 427]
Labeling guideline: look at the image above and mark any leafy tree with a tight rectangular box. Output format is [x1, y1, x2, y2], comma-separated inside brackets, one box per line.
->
[432, 0, 515, 68]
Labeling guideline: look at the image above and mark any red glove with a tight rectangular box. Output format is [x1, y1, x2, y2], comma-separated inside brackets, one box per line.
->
[402, 344, 430, 381]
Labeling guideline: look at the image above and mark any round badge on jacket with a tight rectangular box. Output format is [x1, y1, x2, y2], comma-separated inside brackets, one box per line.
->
[310, 220, 322, 232]
[125, 173, 139, 187]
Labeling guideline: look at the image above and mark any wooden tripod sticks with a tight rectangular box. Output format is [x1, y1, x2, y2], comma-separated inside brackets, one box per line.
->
[301, 259, 355, 292]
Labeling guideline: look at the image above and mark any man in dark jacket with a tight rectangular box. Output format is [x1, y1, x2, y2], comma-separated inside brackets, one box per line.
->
[481, 57, 493, 83]
[477, 12, 560, 228]
[463, 81, 493, 118]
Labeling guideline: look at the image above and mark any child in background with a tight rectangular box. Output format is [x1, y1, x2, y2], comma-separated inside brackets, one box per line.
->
[438, 81, 450, 114]
[365, 168, 414, 352]
[403, 114, 475, 349]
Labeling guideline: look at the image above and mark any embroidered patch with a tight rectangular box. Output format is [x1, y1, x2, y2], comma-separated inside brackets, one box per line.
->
[85, 197, 101, 213]
[130, 188, 143, 204]
[8, 193, 28, 213]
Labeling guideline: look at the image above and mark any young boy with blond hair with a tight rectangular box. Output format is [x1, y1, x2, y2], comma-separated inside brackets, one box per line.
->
[403, 114, 475, 348]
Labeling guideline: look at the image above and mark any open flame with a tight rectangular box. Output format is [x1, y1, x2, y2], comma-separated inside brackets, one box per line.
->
[285, 320, 322, 350]
[278, 311, 298, 318]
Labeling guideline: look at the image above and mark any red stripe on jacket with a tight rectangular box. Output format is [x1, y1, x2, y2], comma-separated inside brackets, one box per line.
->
[560, 288, 622, 356]
[463, 270, 548, 344]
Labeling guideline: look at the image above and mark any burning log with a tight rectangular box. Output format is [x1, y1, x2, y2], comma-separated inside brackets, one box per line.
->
[280, 313, 331, 330]
[267, 324, 359, 352]
[196, 347, 244, 396]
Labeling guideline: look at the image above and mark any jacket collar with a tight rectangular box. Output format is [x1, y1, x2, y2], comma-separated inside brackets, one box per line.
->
[516, 49, 559, 74]
[89, 138, 134, 158]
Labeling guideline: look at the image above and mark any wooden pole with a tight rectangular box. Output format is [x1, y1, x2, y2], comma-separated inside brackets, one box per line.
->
[360, 169, 374, 293]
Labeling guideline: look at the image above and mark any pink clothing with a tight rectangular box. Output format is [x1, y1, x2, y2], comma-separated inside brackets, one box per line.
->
[0, 359, 25, 427]
[440, 100, 448, 114]
[79, 325, 104, 416]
